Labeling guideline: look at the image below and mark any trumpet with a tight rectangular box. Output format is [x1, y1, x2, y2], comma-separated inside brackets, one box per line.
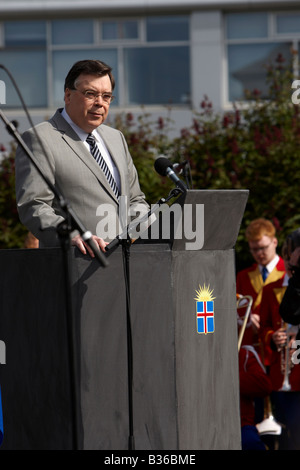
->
[280, 321, 291, 391]
[236, 294, 253, 351]
[279, 322, 298, 392]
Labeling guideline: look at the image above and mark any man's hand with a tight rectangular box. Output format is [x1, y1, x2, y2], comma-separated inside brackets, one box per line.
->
[250, 313, 260, 333]
[71, 234, 108, 257]
[272, 327, 288, 351]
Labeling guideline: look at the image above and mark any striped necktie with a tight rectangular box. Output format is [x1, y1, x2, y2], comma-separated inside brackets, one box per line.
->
[86, 133, 120, 200]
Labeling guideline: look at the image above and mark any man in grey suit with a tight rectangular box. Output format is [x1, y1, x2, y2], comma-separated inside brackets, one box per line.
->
[15, 59, 149, 257]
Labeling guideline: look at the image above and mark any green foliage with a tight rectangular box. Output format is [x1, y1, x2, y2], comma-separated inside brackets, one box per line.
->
[112, 110, 174, 202]
[1, 54, 299, 270]
[0, 143, 28, 248]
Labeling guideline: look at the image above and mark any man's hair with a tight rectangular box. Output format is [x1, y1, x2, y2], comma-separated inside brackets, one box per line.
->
[245, 218, 276, 241]
[64, 59, 115, 91]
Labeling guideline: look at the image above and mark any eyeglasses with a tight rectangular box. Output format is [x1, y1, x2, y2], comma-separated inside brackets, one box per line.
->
[250, 242, 272, 254]
[72, 88, 115, 103]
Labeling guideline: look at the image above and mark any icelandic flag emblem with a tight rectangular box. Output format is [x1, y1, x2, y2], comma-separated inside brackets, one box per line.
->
[195, 284, 215, 335]
[197, 301, 214, 334]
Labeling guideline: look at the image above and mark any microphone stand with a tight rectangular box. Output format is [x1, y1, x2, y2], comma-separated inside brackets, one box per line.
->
[0, 108, 108, 450]
[182, 161, 193, 190]
[105, 186, 185, 450]
[175, 161, 192, 190]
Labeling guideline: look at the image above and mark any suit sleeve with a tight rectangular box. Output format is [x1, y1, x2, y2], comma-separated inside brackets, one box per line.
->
[15, 127, 65, 246]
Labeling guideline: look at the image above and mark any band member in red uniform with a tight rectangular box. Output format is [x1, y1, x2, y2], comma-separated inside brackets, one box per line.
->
[260, 229, 300, 450]
[237, 218, 285, 351]
[260, 231, 300, 392]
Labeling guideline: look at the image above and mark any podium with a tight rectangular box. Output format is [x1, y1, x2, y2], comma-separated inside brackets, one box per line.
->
[0, 189, 248, 450]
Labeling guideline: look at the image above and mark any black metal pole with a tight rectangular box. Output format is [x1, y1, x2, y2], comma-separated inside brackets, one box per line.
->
[121, 237, 135, 450]
[57, 218, 82, 450]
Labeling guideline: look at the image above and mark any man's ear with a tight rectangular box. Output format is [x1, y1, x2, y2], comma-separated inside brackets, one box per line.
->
[64, 88, 71, 104]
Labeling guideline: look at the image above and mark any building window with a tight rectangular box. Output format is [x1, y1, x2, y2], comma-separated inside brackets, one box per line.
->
[4, 21, 46, 46]
[101, 20, 139, 40]
[225, 12, 295, 103]
[0, 21, 47, 107]
[0, 50, 47, 107]
[124, 46, 190, 105]
[146, 16, 189, 41]
[225, 12, 268, 40]
[276, 13, 300, 34]
[51, 19, 94, 45]
[227, 42, 292, 101]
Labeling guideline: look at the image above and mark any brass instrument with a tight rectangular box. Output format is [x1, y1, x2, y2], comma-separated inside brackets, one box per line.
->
[280, 321, 291, 391]
[279, 323, 298, 392]
[236, 294, 253, 351]
[257, 324, 297, 437]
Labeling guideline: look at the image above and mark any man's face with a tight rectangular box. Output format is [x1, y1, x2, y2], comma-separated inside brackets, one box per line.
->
[64, 73, 112, 133]
[248, 235, 278, 266]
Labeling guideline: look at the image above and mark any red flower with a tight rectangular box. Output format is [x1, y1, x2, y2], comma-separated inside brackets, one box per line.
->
[157, 117, 164, 130]
[272, 217, 282, 232]
[223, 115, 230, 128]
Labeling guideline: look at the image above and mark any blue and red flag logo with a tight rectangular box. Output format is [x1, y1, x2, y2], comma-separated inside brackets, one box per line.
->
[195, 284, 215, 335]
[197, 300, 214, 334]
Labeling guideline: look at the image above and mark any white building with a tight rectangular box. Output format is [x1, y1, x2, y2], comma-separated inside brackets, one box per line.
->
[0, 0, 300, 145]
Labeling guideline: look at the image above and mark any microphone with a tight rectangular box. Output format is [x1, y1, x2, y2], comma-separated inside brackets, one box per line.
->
[154, 157, 187, 193]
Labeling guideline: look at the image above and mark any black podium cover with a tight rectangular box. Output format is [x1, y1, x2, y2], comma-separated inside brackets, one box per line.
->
[0, 189, 248, 450]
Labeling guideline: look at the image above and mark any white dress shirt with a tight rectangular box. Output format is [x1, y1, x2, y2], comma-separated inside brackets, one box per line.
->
[259, 254, 279, 279]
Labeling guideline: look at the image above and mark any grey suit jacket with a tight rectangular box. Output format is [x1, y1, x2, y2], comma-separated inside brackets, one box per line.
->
[15, 109, 149, 246]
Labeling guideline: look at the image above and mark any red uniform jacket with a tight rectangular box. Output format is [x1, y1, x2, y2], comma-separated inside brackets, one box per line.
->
[236, 257, 285, 347]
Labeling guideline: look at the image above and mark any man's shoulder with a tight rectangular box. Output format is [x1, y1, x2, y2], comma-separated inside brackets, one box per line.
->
[24, 109, 63, 136]
[275, 256, 285, 271]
